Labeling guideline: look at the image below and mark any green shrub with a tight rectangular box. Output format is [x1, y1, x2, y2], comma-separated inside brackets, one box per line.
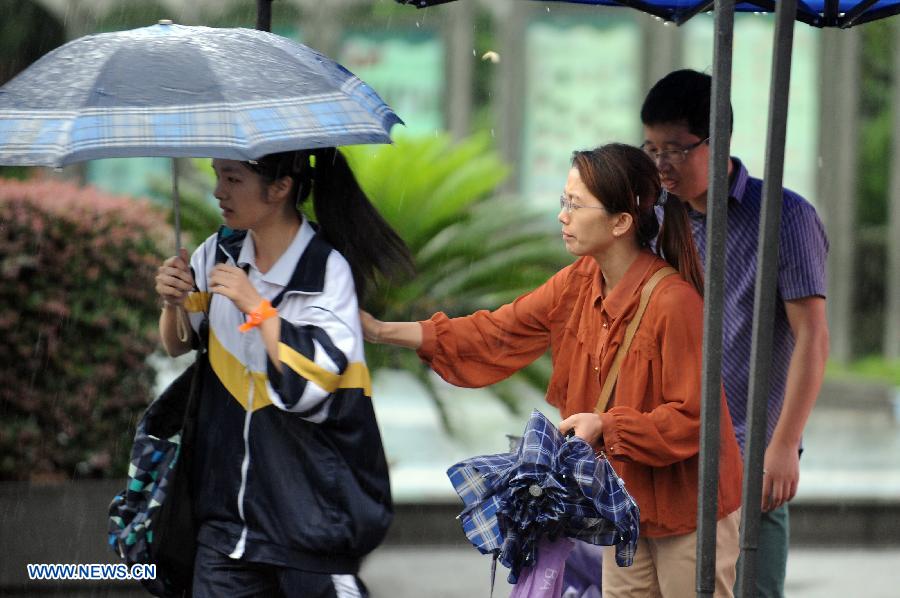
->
[0, 178, 169, 481]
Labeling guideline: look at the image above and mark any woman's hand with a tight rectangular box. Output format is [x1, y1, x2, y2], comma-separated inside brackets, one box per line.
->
[359, 310, 383, 343]
[155, 248, 194, 307]
[559, 413, 604, 445]
[209, 264, 263, 313]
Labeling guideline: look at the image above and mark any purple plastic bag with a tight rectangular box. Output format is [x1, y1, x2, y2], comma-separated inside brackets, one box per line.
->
[561, 540, 603, 598]
[510, 536, 575, 598]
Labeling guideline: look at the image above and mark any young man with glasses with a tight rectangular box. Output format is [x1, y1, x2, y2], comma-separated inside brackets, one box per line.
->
[640, 69, 829, 598]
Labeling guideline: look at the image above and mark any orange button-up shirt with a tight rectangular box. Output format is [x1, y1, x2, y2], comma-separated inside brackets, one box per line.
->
[417, 251, 743, 537]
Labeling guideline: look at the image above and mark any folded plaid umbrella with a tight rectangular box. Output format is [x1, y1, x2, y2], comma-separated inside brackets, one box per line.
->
[447, 409, 640, 584]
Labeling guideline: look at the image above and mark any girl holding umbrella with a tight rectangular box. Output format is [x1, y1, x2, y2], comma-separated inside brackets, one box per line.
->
[362, 144, 744, 597]
[155, 148, 412, 597]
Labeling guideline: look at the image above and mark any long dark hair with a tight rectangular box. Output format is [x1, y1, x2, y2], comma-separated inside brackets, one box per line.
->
[245, 148, 414, 301]
[571, 143, 704, 295]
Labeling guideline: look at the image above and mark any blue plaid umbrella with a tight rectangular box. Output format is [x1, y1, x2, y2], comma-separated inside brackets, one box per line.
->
[447, 409, 640, 584]
[0, 22, 401, 167]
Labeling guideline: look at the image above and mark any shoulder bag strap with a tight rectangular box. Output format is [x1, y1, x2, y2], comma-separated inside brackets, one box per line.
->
[593, 266, 677, 415]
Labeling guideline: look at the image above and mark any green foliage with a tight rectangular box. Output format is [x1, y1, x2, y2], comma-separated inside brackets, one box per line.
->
[0, 178, 169, 480]
[857, 21, 892, 228]
[343, 133, 570, 419]
[826, 357, 900, 387]
[853, 22, 892, 359]
[853, 225, 887, 356]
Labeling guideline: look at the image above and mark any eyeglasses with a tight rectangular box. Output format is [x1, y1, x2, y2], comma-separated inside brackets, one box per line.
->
[559, 194, 606, 215]
[641, 137, 709, 165]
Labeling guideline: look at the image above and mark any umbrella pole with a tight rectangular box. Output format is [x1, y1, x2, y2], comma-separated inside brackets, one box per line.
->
[172, 157, 182, 253]
[695, 0, 734, 595]
[736, 0, 797, 594]
[257, 0, 273, 32]
[170, 157, 192, 344]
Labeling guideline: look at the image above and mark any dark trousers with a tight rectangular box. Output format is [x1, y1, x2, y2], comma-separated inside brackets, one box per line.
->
[192, 544, 368, 598]
[734, 503, 790, 598]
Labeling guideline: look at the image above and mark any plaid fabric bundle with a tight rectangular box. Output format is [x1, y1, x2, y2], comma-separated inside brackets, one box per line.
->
[107, 428, 182, 578]
[447, 409, 640, 584]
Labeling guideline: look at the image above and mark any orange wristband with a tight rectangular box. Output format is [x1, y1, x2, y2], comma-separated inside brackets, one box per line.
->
[238, 299, 278, 332]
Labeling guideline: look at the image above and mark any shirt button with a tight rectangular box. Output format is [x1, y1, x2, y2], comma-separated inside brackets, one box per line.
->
[602, 322, 608, 328]
[594, 366, 599, 371]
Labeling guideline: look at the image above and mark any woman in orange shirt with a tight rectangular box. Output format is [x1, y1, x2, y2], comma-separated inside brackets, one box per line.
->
[362, 144, 743, 597]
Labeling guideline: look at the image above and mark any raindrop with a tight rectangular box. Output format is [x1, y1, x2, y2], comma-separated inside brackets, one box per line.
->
[491, 129, 495, 138]
[473, 49, 476, 57]
[416, 21, 420, 28]
[547, 6, 551, 12]
[663, 21, 671, 26]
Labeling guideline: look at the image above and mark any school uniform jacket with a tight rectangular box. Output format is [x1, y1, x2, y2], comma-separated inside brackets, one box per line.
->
[183, 220, 392, 573]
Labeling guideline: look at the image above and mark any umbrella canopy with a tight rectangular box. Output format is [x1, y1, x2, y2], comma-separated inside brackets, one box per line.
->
[447, 409, 640, 584]
[397, 0, 900, 27]
[0, 22, 402, 167]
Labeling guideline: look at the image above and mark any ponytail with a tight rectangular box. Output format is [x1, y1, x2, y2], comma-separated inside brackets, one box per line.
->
[656, 193, 704, 296]
[309, 148, 414, 302]
[245, 148, 414, 302]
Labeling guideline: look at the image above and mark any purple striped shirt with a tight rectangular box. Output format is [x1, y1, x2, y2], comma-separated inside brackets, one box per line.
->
[673, 158, 828, 452]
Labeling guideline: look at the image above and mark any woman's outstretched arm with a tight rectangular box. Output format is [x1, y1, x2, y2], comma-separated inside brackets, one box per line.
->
[360, 310, 422, 349]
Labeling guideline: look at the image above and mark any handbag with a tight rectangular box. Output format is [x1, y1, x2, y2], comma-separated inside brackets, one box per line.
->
[108, 316, 207, 598]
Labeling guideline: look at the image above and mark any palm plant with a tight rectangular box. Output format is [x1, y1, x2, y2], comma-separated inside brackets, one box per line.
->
[343, 133, 569, 424]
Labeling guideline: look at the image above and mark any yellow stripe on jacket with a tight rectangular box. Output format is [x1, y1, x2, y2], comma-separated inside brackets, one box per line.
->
[208, 329, 372, 413]
[279, 343, 372, 397]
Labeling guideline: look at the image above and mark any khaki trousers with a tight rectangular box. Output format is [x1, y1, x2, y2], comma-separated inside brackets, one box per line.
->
[602, 509, 741, 598]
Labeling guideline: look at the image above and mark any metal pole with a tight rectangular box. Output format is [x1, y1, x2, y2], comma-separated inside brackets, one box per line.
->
[695, 0, 734, 595]
[257, 0, 273, 32]
[172, 158, 181, 253]
[736, 0, 797, 595]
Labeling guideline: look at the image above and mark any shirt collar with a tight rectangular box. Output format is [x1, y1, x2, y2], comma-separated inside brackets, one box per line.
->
[598, 251, 660, 321]
[729, 157, 750, 204]
[237, 218, 315, 287]
[684, 157, 749, 221]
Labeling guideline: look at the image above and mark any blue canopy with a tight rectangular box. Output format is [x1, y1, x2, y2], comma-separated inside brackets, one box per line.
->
[398, 0, 900, 27]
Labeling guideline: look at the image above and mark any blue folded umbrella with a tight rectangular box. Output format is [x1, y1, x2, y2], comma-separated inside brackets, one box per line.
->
[447, 409, 640, 584]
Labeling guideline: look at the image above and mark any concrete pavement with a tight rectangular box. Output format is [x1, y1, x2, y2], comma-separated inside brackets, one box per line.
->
[360, 544, 900, 598]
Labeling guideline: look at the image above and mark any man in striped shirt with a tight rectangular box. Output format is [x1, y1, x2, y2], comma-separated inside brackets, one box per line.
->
[640, 69, 830, 598]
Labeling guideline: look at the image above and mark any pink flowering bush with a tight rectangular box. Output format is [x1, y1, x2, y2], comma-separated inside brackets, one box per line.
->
[0, 178, 170, 481]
